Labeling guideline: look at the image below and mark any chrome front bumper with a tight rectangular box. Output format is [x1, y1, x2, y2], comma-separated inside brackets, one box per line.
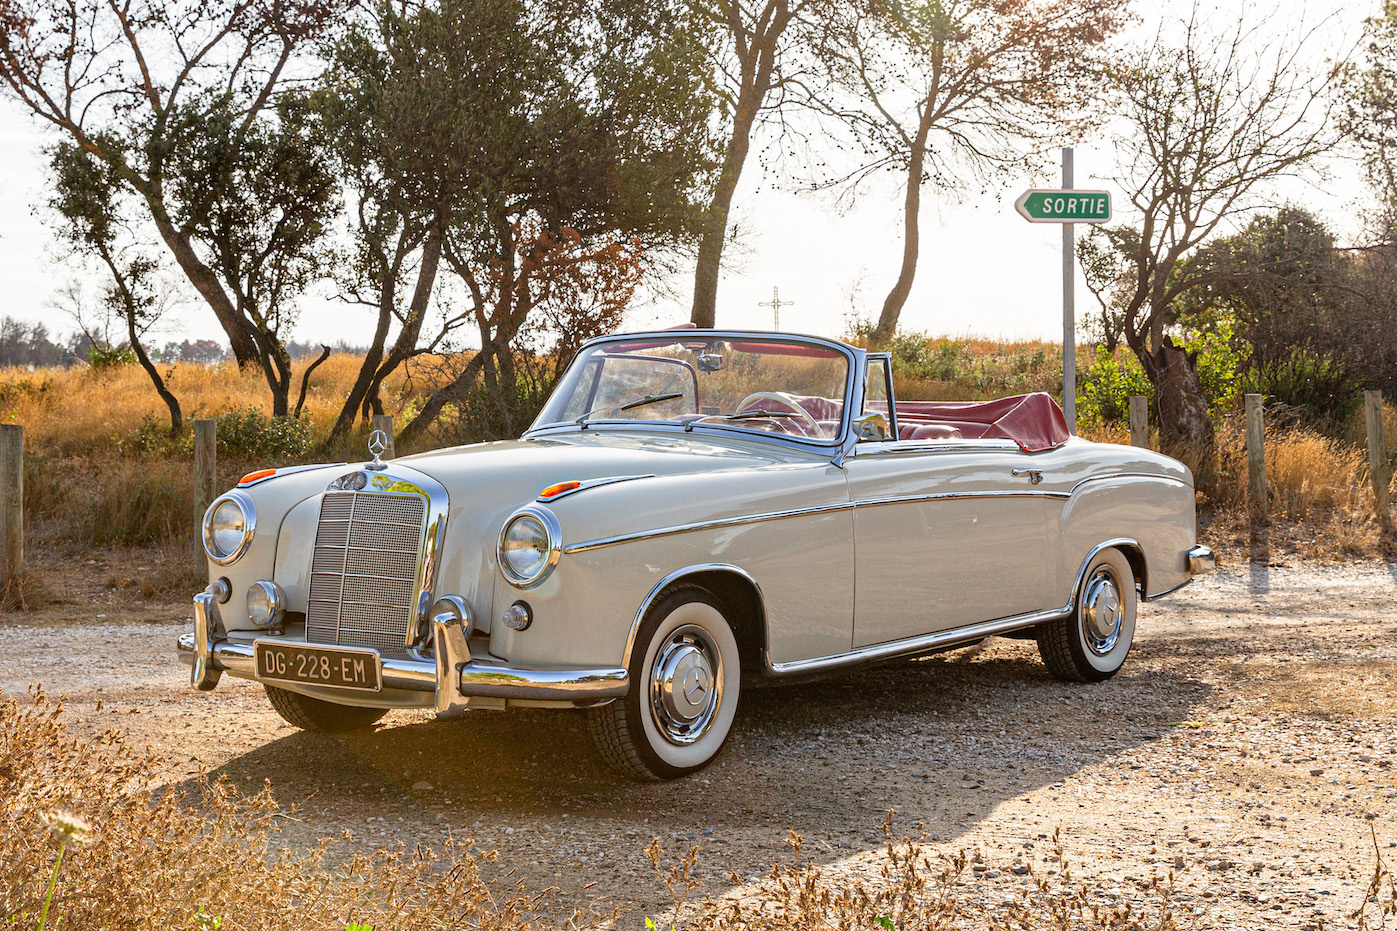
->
[1187, 544, 1217, 575]
[178, 591, 628, 712]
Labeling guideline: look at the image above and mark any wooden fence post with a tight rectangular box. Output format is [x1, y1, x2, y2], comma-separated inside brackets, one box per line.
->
[1245, 393, 1266, 516]
[1128, 396, 1149, 449]
[194, 419, 217, 570]
[371, 414, 395, 459]
[1, 425, 23, 587]
[1365, 390, 1390, 515]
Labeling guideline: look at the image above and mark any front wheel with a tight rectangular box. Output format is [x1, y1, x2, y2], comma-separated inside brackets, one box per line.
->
[1037, 548, 1137, 682]
[264, 684, 388, 733]
[589, 585, 741, 781]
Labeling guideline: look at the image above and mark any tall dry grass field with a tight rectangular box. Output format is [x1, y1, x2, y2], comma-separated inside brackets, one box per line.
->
[0, 355, 416, 456]
[0, 345, 1392, 559]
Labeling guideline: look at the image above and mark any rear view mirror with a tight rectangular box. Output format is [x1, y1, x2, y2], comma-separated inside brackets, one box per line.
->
[698, 353, 724, 372]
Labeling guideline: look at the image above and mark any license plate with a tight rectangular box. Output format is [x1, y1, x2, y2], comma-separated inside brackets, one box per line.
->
[254, 641, 382, 692]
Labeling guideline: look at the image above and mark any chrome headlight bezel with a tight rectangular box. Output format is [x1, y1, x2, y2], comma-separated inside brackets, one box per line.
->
[202, 491, 257, 566]
[498, 505, 561, 589]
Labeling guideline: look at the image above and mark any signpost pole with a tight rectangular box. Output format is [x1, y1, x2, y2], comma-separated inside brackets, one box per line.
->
[1061, 147, 1076, 434]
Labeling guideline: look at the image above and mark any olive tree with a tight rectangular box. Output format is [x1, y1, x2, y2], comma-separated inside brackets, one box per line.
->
[813, 0, 1124, 347]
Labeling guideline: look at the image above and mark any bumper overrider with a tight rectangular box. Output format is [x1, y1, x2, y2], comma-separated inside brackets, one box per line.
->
[177, 586, 628, 714]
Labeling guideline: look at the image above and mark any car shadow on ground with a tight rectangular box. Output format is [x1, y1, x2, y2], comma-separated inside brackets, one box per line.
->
[186, 639, 1213, 907]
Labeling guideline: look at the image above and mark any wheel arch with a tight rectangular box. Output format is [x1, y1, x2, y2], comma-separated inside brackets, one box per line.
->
[623, 564, 767, 675]
[1072, 537, 1147, 605]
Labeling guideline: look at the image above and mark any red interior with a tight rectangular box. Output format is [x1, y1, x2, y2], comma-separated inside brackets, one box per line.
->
[791, 391, 1069, 453]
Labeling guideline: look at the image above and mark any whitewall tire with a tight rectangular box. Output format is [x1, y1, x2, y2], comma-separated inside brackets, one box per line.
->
[1037, 547, 1137, 683]
[589, 585, 741, 780]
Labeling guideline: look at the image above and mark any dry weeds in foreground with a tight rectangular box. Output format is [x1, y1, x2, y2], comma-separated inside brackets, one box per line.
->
[2, 687, 1396, 930]
[0, 687, 552, 931]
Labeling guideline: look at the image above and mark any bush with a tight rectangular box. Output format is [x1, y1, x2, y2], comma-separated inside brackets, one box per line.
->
[1243, 349, 1361, 427]
[1078, 350, 1152, 426]
[215, 407, 312, 460]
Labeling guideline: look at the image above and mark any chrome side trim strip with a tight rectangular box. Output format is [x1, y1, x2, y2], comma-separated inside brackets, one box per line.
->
[564, 488, 1069, 554]
[563, 503, 853, 555]
[176, 632, 628, 702]
[856, 489, 1070, 507]
[847, 440, 1023, 457]
[769, 605, 1071, 674]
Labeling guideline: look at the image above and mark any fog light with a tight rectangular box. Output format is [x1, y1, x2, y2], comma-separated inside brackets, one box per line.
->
[502, 601, 532, 631]
[247, 580, 285, 629]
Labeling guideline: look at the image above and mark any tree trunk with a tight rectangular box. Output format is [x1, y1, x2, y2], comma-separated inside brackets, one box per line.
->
[871, 114, 933, 349]
[1148, 337, 1214, 457]
[690, 99, 759, 328]
[126, 310, 182, 436]
[329, 225, 443, 442]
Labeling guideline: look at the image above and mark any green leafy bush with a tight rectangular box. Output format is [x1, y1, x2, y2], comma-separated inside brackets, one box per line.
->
[214, 407, 311, 460]
[1078, 351, 1152, 426]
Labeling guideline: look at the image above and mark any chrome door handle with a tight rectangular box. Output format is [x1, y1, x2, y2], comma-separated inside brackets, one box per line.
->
[1012, 469, 1043, 485]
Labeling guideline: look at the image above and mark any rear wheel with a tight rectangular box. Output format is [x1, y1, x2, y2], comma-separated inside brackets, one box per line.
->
[1037, 548, 1137, 682]
[589, 585, 741, 781]
[264, 684, 388, 733]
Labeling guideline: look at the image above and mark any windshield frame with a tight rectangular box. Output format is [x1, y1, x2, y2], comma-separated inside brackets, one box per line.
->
[525, 330, 862, 450]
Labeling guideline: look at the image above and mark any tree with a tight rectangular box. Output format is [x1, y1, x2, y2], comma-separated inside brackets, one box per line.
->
[1102, 13, 1340, 453]
[0, 0, 340, 405]
[1342, 2, 1397, 238]
[48, 141, 182, 433]
[324, 0, 719, 445]
[688, 0, 829, 327]
[815, 0, 1124, 347]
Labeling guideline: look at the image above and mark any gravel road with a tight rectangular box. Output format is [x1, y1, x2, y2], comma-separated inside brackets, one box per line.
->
[4, 552, 1396, 928]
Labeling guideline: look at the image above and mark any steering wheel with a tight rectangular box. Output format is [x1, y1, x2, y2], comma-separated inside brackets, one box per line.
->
[735, 391, 821, 437]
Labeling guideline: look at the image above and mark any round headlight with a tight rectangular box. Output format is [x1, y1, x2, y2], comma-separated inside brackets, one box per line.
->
[202, 491, 256, 565]
[247, 580, 285, 629]
[498, 506, 561, 589]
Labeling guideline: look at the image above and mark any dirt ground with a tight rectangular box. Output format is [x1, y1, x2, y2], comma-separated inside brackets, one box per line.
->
[3, 545, 1396, 928]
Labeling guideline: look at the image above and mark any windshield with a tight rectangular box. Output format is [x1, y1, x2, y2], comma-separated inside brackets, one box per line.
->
[532, 335, 851, 442]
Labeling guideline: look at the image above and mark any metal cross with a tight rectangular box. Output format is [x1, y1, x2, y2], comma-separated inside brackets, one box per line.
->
[758, 286, 794, 330]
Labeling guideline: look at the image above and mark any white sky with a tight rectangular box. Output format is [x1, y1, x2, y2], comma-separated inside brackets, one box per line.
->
[0, 0, 1377, 350]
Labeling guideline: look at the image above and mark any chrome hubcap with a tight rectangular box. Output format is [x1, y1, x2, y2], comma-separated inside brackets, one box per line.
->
[648, 625, 722, 745]
[1081, 569, 1123, 655]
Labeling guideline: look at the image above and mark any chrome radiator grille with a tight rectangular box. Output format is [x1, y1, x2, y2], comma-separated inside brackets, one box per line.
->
[305, 491, 428, 654]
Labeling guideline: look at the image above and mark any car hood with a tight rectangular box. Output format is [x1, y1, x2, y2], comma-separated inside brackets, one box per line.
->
[394, 429, 821, 503]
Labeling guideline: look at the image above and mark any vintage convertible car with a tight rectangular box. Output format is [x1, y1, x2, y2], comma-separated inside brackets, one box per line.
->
[179, 329, 1214, 780]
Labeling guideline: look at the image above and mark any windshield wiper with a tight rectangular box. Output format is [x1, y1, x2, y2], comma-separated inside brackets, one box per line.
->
[575, 392, 684, 427]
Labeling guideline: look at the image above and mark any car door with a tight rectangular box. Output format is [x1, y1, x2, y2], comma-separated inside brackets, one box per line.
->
[842, 359, 1057, 647]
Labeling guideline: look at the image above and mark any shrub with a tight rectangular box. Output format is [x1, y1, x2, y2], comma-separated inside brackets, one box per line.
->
[1243, 349, 1361, 428]
[214, 407, 312, 460]
[1078, 350, 1152, 426]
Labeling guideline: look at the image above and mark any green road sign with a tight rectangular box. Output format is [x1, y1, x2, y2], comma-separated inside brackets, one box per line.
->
[1015, 189, 1111, 224]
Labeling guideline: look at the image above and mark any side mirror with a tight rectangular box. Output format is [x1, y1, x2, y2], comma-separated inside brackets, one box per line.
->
[852, 412, 889, 442]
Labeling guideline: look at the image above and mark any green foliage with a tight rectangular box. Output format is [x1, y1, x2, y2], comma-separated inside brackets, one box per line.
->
[1175, 323, 1243, 415]
[1244, 349, 1361, 426]
[86, 344, 139, 371]
[214, 408, 312, 460]
[1078, 350, 1152, 426]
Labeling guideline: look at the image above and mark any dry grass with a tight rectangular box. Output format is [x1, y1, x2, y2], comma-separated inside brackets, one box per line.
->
[1, 351, 1394, 561]
[0, 687, 556, 931]
[648, 818, 1182, 931]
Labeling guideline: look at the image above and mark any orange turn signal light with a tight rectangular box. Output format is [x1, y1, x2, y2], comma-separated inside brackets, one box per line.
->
[538, 480, 582, 499]
[239, 468, 277, 485]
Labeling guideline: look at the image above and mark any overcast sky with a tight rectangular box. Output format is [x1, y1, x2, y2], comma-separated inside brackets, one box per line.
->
[0, 0, 1375, 350]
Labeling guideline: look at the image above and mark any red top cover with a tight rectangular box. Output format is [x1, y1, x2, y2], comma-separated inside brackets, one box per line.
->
[894, 393, 1069, 453]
